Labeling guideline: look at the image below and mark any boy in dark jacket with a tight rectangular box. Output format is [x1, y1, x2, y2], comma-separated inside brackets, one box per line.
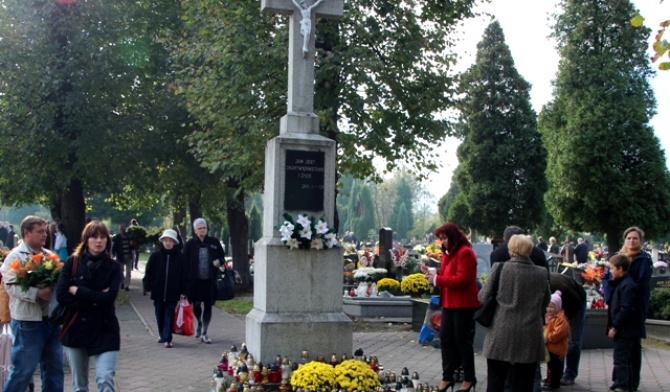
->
[143, 229, 189, 348]
[606, 254, 646, 392]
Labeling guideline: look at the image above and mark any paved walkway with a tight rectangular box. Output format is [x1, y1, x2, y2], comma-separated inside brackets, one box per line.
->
[39, 267, 670, 391]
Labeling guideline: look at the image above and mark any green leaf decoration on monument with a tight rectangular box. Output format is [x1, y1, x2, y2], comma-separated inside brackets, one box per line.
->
[274, 213, 339, 250]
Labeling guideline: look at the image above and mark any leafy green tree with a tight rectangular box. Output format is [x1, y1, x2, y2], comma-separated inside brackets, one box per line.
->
[345, 180, 375, 240]
[390, 178, 415, 240]
[0, 0, 186, 244]
[452, 21, 547, 238]
[173, 0, 481, 230]
[438, 181, 460, 223]
[539, 0, 670, 253]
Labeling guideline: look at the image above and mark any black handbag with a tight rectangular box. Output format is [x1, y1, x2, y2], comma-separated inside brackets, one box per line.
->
[49, 256, 79, 325]
[216, 268, 235, 301]
[474, 262, 505, 327]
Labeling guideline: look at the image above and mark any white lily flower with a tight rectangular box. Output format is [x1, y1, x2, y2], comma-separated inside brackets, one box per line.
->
[279, 222, 294, 238]
[315, 220, 329, 234]
[324, 233, 338, 248]
[288, 238, 300, 250]
[299, 225, 312, 240]
[311, 238, 324, 250]
[296, 214, 311, 227]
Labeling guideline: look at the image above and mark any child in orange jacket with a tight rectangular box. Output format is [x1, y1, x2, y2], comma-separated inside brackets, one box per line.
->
[543, 290, 570, 391]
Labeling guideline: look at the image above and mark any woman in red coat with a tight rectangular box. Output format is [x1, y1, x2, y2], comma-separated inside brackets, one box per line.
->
[426, 223, 480, 392]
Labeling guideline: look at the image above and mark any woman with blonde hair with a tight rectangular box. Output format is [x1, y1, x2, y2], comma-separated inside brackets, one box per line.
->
[479, 234, 551, 392]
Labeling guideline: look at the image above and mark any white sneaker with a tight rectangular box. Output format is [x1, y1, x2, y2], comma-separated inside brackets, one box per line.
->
[201, 335, 212, 344]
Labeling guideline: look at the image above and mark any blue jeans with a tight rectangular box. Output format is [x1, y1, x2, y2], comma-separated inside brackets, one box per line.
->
[3, 319, 64, 392]
[563, 302, 586, 380]
[154, 301, 177, 343]
[64, 346, 118, 392]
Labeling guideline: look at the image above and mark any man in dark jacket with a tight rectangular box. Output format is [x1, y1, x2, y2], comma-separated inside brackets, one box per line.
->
[550, 273, 587, 386]
[574, 238, 589, 264]
[5, 225, 16, 249]
[490, 226, 549, 271]
[0, 222, 7, 246]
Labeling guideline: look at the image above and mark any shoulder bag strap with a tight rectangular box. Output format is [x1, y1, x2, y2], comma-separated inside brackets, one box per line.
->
[491, 262, 505, 299]
[59, 256, 81, 340]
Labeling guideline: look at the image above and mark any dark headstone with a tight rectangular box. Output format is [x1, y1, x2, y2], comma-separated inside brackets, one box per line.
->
[284, 150, 325, 212]
[379, 228, 394, 276]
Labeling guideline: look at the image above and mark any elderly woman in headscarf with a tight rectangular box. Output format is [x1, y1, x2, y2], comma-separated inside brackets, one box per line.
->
[183, 218, 225, 344]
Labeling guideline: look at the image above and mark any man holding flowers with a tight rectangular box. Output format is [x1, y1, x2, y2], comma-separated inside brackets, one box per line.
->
[0, 215, 64, 391]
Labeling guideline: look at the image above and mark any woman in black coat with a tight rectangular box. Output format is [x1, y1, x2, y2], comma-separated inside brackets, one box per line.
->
[55, 220, 121, 392]
[143, 229, 189, 348]
[183, 218, 225, 344]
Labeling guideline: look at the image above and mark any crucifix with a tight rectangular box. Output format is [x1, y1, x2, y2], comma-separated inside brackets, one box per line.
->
[261, 0, 343, 134]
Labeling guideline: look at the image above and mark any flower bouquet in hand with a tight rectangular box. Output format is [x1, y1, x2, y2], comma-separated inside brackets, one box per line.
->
[5, 253, 64, 292]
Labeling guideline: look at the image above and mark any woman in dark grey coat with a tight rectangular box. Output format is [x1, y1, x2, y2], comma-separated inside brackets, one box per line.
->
[143, 229, 189, 348]
[478, 234, 551, 392]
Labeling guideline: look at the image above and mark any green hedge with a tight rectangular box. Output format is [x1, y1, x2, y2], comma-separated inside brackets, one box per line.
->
[648, 288, 670, 321]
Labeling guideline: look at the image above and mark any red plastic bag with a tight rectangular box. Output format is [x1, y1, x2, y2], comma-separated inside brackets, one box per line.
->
[172, 299, 195, 336]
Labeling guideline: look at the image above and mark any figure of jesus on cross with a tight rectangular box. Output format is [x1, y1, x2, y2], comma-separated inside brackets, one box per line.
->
[291, 0, 326, 57]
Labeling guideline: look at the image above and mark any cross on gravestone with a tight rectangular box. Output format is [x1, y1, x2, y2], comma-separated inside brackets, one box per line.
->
[261, 0, 343, 132]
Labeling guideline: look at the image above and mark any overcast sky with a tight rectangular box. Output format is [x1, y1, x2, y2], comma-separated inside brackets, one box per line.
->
[421, 0, 670, 202]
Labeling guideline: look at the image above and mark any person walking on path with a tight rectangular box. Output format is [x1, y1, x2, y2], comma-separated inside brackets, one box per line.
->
[55, 220, 121, 392]
[0, 215, 64, 391]
[143, 229, 189, 348]
[183, 218, 225, 344]
[112, 224, 133, 291]
[54, 222, 68, 261]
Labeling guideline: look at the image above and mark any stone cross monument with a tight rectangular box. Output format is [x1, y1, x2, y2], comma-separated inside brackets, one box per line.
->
[246, 0, 351, 364]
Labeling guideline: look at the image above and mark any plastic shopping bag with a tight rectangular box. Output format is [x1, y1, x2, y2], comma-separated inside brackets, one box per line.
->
[0, 324, 12, 387]
[417, 295, 442, 348]
[172, 299, 195, 336]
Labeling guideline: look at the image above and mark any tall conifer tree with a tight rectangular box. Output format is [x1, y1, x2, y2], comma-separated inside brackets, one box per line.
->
[539, 0, 670, 252]
[451, 21, 547, 237]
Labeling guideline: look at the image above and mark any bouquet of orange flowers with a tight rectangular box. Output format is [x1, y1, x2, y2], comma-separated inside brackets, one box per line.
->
[5, 253, 64, 292]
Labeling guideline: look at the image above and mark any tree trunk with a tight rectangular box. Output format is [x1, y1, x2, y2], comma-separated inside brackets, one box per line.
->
[172, 207, 187, 241]
[187, 192, 202, 238]
[60, 179, 86, 254]
[226, 185, 251, 292]
[606, 227, 620, 260]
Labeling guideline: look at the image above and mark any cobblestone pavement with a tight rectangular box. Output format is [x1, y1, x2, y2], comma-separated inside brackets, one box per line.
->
[35, 265, 670, 391]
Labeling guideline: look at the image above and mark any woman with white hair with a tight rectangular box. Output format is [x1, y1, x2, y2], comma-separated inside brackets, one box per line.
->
[183, 218, 225, 343]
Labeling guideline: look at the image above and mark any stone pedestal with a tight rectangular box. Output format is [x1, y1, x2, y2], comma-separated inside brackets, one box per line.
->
[246, 134, 352, 363]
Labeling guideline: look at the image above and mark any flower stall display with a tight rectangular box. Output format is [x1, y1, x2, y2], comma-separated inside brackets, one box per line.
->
[275, 213, 338, 250]
[334, 359, 381, 392]
[401, 273, 429, 297]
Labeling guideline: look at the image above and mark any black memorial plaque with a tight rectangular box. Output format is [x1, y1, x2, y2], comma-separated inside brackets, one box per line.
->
[284, 150, 325, 212]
